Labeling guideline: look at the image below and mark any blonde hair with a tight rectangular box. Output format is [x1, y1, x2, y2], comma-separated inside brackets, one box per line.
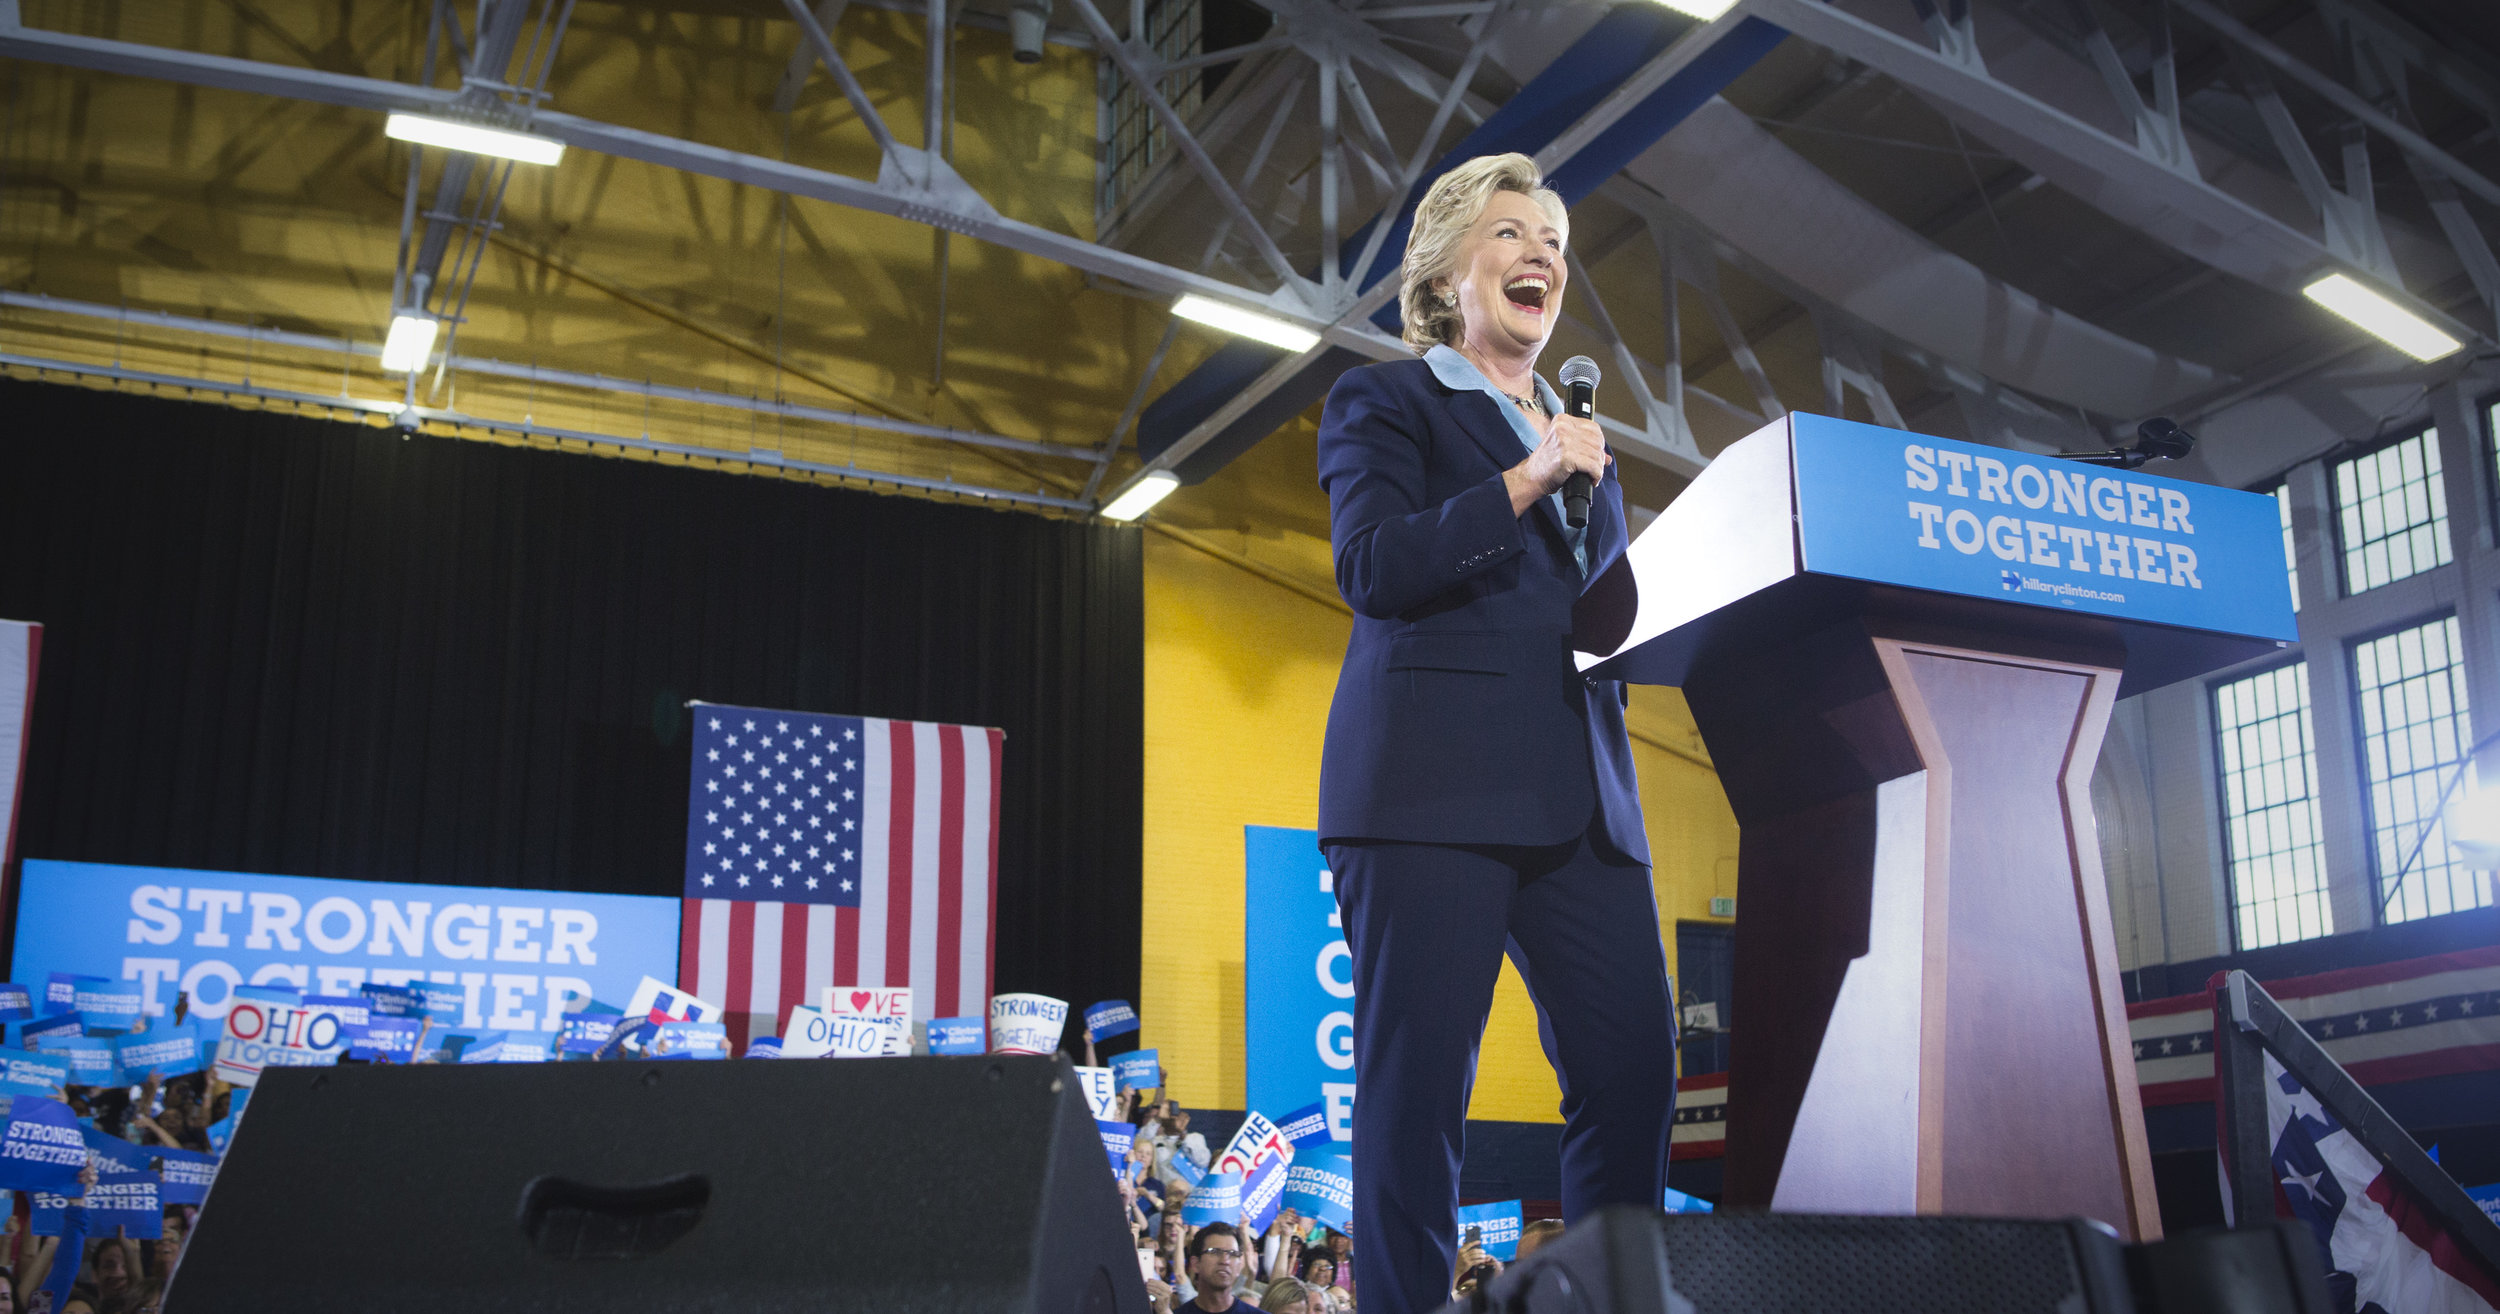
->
[1399, 153, 1569, 351]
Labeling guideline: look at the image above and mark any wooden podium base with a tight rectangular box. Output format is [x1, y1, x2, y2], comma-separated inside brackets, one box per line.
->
[1684, 613, 2159, 1239]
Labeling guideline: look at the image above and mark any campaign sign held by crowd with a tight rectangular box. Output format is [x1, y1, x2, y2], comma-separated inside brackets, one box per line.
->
[1182, 1171, 1245, 1224]
[0, 1050, 73, 1098]
[1455, 1200, 1523, 1260]
[828, 986, 911, 1055]
[745, 1036, 784, 1058]
[215, 987, 347, 1086]
[1084, 1000, 1140, 1043]
[456, 1033, 509, 1063]
[1245, 827, 1356, 1143]
[73, 981, 144, 1032]
[989, 993, 1067, 1055]
[83, 1128, 150, 1173]
[558, 1008, 623, 1055]
[51, 1038, 119, 1087]
[357, 982, 424, 1016]
[44, 972, 98, 1015]
[13, 860, 680, 1034]
[626, 975, 719, 1026]
[927, 1017, 985, 1055]
[781, 1005, 885, 1059]
[1165, 1154, 1205, 1189]
[1098, 1118, 1135, 1174]
[157, 1148, 218, 1205]
[92, 1169, 163, 1238]
[1275, 1101, 1333, 1151]
[0, 985, 29, 1021]
[1113, 1049, 1161, 1093]
[345, 1017, 425, 1063]
[651, 1021, 728, 1059]
[1280, 1151, 1354, 1233]
[19, 1014, 79, 1050]
[1217, 1111, 1289, 1176]
[1242, 1154, 1291, 1234]
[0, 1096, 85, 1190]
[114, 1025, 202, 1079]
[1073, 1066, 1120, 1121]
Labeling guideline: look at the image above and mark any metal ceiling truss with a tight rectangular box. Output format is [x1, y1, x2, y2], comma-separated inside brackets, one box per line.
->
[1748, 0, 2498, 338]
[1095, 4, 1791, 506]
[0, 291, 1096, 509]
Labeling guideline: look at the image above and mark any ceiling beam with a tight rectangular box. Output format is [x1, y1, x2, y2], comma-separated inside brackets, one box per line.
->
[0, 13, 1392, 357]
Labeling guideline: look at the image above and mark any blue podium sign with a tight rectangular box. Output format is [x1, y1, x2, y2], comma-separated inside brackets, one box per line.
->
[1790, 414, 2296, 642]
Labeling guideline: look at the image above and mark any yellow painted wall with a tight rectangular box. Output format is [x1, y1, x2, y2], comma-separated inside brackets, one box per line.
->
[1139, 521, 1740, 1121]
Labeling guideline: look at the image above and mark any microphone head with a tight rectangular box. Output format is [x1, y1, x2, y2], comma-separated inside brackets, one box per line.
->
[1557, 356, 1601, 391]
[2135, 417, 2196, 461]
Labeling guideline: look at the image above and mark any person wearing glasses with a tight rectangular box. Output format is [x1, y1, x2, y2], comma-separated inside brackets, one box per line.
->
[1178, 1223, 1260, 1313]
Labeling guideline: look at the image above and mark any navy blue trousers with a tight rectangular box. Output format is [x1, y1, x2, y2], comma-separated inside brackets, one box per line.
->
[1324, 832, 1677, 1314]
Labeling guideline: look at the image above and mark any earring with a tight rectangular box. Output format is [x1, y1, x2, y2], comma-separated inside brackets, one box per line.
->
[1438, 290, 1456, 307]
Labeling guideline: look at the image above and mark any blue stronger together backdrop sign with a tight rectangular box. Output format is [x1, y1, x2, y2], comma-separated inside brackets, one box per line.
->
[14, 860, 681, 1028]
[1791, 413, 2297, 642]
[1244, 826, 1355, 1143]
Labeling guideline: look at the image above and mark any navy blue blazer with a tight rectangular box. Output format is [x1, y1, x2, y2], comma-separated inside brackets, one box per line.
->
[1315, 356, 1649, 863]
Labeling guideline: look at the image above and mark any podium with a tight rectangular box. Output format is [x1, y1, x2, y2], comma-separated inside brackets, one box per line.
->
[1577, 413, 2295, 1240]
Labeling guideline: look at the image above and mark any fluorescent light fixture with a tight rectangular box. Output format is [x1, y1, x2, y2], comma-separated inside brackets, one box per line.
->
[1649, 0, 1738, 16]
[381, 313, 440, 373]
[384, 112, 565, 165]
[1171, 294, 1321, 352]
[2301, 273, 2462, 362]
[1100, 471, 1182, 522]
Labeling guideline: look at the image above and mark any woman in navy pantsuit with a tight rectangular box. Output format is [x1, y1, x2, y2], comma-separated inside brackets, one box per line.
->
[1315, 153, 1677, 1314]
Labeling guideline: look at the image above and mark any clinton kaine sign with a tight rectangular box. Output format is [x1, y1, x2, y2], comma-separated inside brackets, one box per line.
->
[1791, 414, 2296, 642]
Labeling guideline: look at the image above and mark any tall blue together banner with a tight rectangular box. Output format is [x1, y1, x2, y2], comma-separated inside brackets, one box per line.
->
[14, 860, 680, 1032]
[1243, 827, 1355, 1143]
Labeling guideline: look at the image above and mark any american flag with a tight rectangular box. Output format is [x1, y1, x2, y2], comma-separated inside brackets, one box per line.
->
[678, 703, 1002, 1050]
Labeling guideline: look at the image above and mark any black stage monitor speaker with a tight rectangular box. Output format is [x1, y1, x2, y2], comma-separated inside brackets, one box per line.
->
[1454, 1207, 2333, 1314]
[169, 1054, 1149, 1313]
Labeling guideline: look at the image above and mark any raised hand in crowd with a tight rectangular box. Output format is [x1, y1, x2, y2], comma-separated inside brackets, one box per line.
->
[1145, 1276, 1176, 1314]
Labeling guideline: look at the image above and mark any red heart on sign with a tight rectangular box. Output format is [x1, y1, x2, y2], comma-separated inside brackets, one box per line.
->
[850, 991, 875, 1012]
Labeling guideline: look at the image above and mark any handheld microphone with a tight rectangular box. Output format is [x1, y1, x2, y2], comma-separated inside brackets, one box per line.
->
[1556, 355, 1601, 529]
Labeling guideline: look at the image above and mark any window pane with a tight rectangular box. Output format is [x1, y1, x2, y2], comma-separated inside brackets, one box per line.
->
[2351, 615, 2489, 925]
[2333, 428, 2450, 594]
[2212, 662, 2333, 949]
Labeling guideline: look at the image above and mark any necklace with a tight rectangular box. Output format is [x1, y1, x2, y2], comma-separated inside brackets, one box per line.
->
[1505, 389, 1545, 417]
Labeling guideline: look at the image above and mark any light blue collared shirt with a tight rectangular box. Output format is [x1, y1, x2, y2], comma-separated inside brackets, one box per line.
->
[1424, 344, 1586, 575]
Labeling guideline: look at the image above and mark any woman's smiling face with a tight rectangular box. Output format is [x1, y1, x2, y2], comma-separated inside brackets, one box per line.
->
[1443, 189, 1566, 359]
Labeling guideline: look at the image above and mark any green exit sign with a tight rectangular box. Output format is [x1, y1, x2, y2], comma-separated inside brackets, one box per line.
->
[1709, 897, 1736, 919]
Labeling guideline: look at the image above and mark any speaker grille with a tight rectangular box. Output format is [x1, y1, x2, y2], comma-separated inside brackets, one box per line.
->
[1657, 1216, 2088, 1314]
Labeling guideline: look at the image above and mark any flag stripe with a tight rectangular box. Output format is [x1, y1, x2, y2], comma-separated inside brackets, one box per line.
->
[678, 900, 703, 999]
[782, 901, 812, 1030]
[908, 720, 944, 1004]
[858, 720, 892, 987]
[725, 900, 759, 1051]
[984, 728, 1002, 1011]
[935, 726, 966, 1018]
[696, 898, 732, 1014]
[888, 720, 921, 989]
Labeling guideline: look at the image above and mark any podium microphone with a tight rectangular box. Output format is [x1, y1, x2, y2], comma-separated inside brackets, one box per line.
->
[1556, 355, 1601, 528]
[2055, 416, 2199, 469]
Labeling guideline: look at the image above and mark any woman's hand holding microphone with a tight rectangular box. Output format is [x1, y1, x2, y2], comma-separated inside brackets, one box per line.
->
[1503, 413, 1610, 518]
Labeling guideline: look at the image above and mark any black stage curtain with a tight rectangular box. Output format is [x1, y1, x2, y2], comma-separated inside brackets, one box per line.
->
[0, 379, 1142, 1013]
